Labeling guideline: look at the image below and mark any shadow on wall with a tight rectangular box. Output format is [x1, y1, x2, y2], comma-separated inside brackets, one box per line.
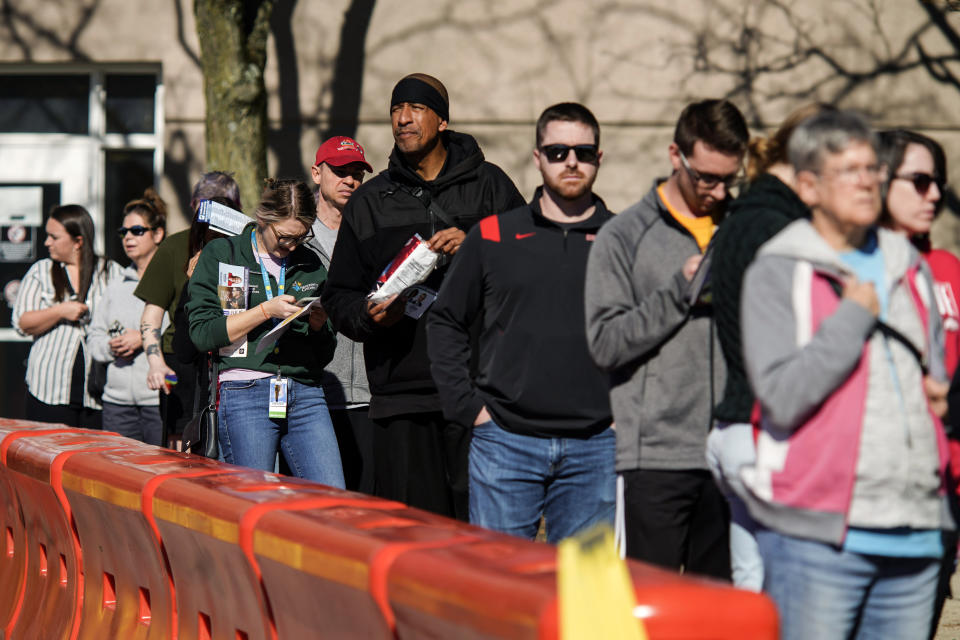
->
[268, 0, 376, 180]
[270, 0, 303, 180]
[166, 130, 199, 224]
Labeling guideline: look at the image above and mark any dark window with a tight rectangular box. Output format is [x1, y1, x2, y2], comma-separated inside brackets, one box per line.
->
[105, 74, 156, 134]
[0, 75, 90, 134]
[104, 150, 155, 262]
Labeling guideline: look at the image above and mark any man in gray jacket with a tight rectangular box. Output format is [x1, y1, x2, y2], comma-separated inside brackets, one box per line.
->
[306, 135, 374, 492]
[584, 99, 748, 579]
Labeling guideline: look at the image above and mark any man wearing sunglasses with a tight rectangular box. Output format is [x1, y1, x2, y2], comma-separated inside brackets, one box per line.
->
[427, 103, 614, 542]
[322, 74, 524, 519]
[585, 99, 749, 579]
[303, 135, 375, 494]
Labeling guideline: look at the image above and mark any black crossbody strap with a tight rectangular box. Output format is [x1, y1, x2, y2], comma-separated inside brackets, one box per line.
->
[825, 278, 928, 373]
[399, 184, 459, 230]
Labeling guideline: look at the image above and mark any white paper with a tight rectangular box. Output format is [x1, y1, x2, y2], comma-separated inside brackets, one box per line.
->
[368, 242, 439, 303]
[198, 200, 250, 236]
[254, 298, 323, 354]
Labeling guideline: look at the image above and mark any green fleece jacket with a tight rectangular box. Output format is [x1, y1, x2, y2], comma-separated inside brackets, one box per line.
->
[186, 224, 336, 386]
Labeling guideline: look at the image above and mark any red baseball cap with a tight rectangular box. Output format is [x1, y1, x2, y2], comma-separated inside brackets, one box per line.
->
[314, 136, 373, 173]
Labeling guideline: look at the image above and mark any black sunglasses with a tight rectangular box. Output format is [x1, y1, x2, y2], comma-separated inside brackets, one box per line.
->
[893, 172, 944, 196]
[539, 144, 599, 164]
[117, 225, 155, 237]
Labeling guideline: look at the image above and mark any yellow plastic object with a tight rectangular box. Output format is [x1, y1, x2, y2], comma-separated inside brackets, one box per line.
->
[558, 524, 648, 640]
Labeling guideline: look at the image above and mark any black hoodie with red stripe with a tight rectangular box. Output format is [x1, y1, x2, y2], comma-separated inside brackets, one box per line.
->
[427, 188, 614, 436]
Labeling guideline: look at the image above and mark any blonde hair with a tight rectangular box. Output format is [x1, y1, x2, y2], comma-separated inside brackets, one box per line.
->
[746, 103, 836, 182]
[254, 179, 316, 231]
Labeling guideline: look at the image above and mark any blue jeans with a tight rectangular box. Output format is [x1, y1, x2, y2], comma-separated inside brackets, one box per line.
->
[469, 420, 615, 544]
[218, 377, 345, 488]
[757, 528, 939, 640]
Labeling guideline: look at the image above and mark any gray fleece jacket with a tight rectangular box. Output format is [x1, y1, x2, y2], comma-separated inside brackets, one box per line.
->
[585, 181, 725, 472]
[306, 224, 370, 408]
[741, 220, 949, 540]
[88, 264, 169, 406]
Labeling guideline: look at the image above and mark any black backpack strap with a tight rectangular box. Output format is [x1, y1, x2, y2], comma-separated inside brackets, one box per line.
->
[395, 183, 459, 230]
[825, 278, 928, 373]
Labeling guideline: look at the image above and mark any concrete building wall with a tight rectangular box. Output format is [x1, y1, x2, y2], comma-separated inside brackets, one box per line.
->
[3, 0, 960, 246]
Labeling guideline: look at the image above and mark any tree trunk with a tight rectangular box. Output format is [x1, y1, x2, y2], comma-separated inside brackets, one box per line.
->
[194, 0, 274, 215]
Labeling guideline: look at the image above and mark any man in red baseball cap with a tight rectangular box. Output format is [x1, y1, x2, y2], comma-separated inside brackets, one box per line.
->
[312, 136, 373, 217]
[306, 135, 375, 494]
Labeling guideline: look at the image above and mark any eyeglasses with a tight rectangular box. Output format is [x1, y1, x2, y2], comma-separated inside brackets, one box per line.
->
[820, 164, 883, 185]
[539, 144, 600, 164]
[679, 151, 742, 190]
[269, 223, 313, 248]
[893, 172, 943, 196]
[116, 225, 154, 237]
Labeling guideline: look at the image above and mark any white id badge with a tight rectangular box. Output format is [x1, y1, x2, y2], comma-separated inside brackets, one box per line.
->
[404, 286, 438, 319]
[268, 377, 288, 419]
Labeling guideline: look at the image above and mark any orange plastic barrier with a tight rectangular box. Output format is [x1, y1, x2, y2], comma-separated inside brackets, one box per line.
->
[2, 428, 131, 640]
[0, 421, 779, 640]
[62, 446, 232, 640]
[0, 421, 75, 635]
[252, 491, 475, 639]
[0, 449, 25, 633]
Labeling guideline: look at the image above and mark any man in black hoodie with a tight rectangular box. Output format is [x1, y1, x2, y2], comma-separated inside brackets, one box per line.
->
[322, 73, 524, 519]
[427, 103, 615, 543]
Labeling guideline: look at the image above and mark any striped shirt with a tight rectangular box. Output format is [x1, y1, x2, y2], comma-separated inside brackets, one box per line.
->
[13, 258, 123, 408]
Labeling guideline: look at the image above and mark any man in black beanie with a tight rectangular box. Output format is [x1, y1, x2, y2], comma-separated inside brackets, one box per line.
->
[322, 73, 524, 519]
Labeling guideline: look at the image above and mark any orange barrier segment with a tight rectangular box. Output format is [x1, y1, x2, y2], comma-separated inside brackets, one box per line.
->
[0, 454, 25, 633]
[0, 423, 94, 638]
[622, 562, 779, 640]
[2, 429, 133, 640]
[149, 470, 339, 640]
[251, 495, 479, 639]
[390, 539, 779, 640]
[390, 536, 558, 640]
[61, 446, 234, 640]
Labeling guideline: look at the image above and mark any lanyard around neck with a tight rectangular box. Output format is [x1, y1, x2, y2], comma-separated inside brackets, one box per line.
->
[250, 229, 286, 301]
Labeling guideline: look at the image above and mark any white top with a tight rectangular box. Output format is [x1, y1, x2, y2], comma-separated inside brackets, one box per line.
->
[13, 257, 123, 408]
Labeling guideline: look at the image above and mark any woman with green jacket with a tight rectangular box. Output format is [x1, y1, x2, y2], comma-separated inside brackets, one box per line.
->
[187, 179, 343, 486]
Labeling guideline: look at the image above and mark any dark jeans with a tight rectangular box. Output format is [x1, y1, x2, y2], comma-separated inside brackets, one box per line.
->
[371, 412, 469, 520]
[158, 352, 197, 442]
[102, 402, 162, 446]
[26, 393, 102, 430]
[622, 468, 731, 580]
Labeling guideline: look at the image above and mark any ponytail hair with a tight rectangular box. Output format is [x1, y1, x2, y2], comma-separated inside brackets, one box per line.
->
[123, 186, 167, 233]
[746, 102, 836, 182]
